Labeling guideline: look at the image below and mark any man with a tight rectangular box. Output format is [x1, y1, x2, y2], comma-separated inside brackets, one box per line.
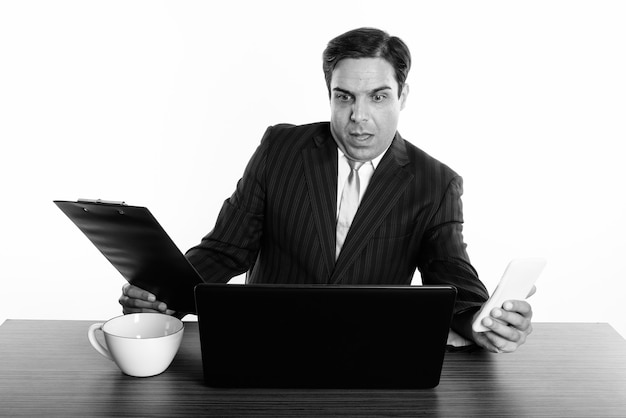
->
[120, 28, 534, 353]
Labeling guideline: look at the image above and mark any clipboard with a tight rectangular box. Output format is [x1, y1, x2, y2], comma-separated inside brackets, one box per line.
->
[54, 199, 202, 313]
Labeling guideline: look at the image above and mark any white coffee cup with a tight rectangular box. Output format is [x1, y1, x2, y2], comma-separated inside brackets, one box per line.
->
[88, 313, 184, 377]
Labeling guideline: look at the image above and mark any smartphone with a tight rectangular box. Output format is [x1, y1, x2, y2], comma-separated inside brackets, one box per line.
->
[472, 258, 547, 333]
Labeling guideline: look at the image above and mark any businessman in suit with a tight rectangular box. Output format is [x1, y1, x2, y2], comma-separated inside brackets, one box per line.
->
[120, 28, 534, 353]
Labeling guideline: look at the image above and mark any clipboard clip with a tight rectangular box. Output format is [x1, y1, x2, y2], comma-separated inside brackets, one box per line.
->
[77, 198, 127, 206]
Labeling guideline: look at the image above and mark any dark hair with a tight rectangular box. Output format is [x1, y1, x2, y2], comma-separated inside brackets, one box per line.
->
[322, 27, 411, 98]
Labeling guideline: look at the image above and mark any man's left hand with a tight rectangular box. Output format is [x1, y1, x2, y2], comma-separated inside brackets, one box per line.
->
[472, 298, 533, 353]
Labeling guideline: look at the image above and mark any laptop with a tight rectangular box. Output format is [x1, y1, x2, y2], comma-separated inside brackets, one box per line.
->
[194, 283, 457, 389]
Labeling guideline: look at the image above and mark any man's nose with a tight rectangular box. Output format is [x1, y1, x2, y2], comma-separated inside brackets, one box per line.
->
[350, 98, 369, 122]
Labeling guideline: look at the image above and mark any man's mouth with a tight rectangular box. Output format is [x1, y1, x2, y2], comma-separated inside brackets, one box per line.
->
[350, 132, 373, 141]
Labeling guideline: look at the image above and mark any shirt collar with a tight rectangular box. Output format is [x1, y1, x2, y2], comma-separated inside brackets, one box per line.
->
[337, 142, 390, 170]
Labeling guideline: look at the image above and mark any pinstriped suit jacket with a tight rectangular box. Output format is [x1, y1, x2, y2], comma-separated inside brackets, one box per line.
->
[186, 122, 488, 315]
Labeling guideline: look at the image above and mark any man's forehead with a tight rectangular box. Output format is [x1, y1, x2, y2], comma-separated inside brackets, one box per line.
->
[330, 57, 398, 92]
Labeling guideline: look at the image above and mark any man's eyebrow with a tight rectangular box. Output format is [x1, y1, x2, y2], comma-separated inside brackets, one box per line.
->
[332, 87, 353, 95]
[369, 86, 393, 94]
[332, 86, 393, 95]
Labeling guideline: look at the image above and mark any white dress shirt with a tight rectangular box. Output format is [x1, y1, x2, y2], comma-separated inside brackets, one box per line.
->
[336, 148, 387, 218]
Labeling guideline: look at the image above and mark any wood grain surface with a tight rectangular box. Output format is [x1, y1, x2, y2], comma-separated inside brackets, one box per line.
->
[1, 320, 624, 417]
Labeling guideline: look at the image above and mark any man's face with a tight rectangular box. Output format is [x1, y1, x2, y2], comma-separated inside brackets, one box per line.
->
[329, 57, 408, 162]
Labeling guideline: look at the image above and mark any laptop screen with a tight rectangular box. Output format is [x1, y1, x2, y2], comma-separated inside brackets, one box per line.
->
[195, 283, 457, 389]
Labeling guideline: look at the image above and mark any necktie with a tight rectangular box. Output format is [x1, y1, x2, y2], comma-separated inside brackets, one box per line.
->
[336, 160, 365, 259]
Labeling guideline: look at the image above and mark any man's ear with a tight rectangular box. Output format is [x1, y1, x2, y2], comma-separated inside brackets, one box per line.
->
[399, 83, 409, 110]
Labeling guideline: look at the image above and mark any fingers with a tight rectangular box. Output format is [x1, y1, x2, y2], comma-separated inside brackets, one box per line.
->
[472, 331, 508, 353]
[480, 323, 529, 353]
[474, 299, 534, 353]
[122, 283, 157, 302]
[492, 300, 533, 331]
[119, 284, 171, 315]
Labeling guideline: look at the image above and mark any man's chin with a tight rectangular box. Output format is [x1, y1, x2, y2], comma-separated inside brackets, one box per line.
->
[344, 148, 383, 162]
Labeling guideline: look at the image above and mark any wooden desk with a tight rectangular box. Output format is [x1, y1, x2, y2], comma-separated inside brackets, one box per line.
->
[0, 320, 624, 417]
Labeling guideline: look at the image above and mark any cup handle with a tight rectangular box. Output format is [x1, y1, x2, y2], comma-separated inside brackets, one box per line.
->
[88, 323, 113, 361]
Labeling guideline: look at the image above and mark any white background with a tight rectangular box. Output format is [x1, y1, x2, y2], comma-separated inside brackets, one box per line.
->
[1, 1, 625, 338]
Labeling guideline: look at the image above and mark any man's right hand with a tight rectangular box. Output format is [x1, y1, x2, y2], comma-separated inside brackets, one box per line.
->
[118, 283, 176, 315]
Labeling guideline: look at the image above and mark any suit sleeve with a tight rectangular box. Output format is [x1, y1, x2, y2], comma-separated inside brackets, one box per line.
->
[417, 175, 489, 316]
[184, 127, 272, 283]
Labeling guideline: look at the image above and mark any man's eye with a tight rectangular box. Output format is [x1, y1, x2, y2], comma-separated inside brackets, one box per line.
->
[372, 94, 386, 103]
[335, 94, 352, 102]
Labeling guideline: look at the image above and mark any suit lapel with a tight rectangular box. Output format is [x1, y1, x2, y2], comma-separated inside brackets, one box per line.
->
[302, 131, 338, 281]
[330, 134, 414, 284]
